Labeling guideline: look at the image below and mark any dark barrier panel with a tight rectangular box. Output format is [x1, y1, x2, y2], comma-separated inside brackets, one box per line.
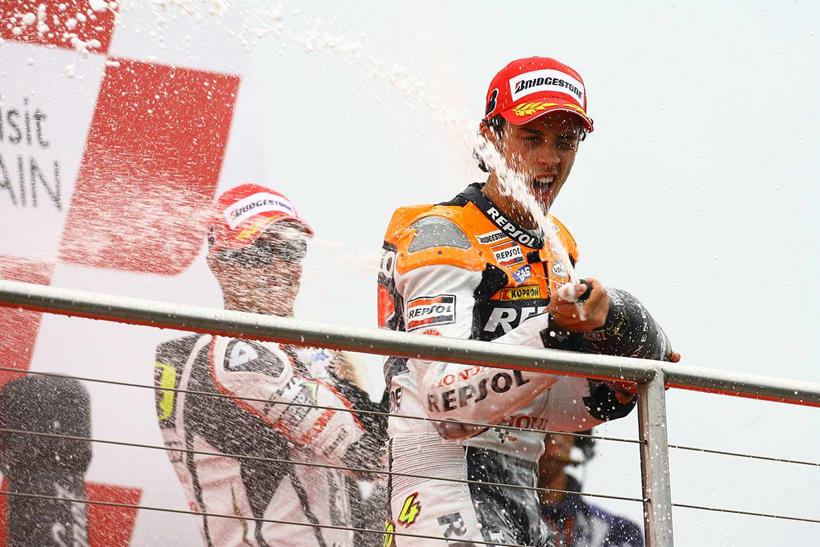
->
[1, 375, 92, 546]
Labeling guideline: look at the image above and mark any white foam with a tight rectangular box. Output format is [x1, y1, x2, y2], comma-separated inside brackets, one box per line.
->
[88, 0, 109, 12]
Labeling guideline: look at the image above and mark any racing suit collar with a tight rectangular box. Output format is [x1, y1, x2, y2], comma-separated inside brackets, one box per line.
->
[460, 183, 545, 249]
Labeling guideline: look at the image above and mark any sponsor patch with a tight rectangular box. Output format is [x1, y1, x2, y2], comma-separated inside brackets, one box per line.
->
[484, 206, 541, 247]
[491, 241, 525, 267]
[397, 492, 421, 527]
[583, 330, 607, 341]
[509, 68, 585, 103]
[383, 521, 396, 547]
[421, 328, 441, 336]
[476, 229, 507, 245]
[428, 369, 531, 412]
[224, 192, 296, 229]
[437, 512, 468, 539]
[513, 264, 532, 283]
[482, 304, 547, 335]
[224, 340, 286, 378]
[406, 294, 456, 331]
[552, 260, 568, 278]
[512, 100, 587, 118]
[496, 285, 542, 301]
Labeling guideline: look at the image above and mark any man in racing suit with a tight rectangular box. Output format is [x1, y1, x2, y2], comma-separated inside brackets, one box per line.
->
[378, 57, 679, 546]
[155, 184, 385, 546]
[539, 430, 643, 547]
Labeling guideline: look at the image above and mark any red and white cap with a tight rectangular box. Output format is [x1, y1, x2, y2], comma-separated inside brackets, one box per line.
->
[483, 56, 593, 132]
[207, 183, 313, 253]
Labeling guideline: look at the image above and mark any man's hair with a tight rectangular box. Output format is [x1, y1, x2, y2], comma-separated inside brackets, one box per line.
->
[574, 429, 596, 463]
[476, 115, 507, 173]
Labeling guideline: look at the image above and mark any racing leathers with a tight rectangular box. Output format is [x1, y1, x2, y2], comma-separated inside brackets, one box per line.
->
[154, 334, 385, 547]
[378, 183, 673, 546]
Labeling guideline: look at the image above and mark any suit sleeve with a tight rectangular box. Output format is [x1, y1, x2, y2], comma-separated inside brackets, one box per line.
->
[574, 288, 674, 361]
[539, 287, 675, 429]
[208, 337, 366, 466]
[396, 262, 560, 438]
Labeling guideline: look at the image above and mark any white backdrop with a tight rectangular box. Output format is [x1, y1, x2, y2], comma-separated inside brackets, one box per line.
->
[2, 1, 818, 545]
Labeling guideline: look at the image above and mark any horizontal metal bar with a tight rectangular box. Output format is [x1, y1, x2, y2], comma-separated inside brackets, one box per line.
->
[663, 364, 820, 408]
[2, 280, 820, 407]
[0, 280, 656, 382]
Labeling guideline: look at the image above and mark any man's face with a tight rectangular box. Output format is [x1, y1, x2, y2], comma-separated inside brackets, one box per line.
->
[541, 432, 575, 469]
[209, 223, 309, 316]
[491, 111, 584, 211]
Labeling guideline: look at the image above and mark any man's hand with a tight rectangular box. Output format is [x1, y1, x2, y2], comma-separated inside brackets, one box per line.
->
[547, 277, 609, 332]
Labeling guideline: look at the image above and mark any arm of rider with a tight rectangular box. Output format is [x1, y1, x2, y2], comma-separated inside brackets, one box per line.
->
[547, 278, 681, 403]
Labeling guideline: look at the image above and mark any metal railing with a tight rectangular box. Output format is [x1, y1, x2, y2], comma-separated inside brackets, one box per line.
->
[1, 279, 819, 546]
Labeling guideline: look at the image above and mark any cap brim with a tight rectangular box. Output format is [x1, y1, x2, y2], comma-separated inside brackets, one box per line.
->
[210, 214, 314, 254]
[500, 101, 593, 132]
[264, 215, 315, 237]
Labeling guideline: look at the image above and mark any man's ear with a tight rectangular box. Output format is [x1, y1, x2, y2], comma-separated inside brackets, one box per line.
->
[479, 121, 495, 143]
[479, 121, 505, 153]
[206, 252, 225, 278]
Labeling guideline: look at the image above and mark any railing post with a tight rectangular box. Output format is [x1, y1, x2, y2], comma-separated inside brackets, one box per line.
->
[638, 369, 674, 546]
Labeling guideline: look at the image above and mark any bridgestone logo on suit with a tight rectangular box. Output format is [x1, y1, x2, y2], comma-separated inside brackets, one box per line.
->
[407, 294, 456, 331]
[476, 230, 507, 245]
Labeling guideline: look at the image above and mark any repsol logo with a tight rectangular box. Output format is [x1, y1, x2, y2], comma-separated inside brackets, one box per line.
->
[427, 370, 530, 412]
[491, 242, 524, 266]
[485, 207, 540, 247]
[406, 294, 456, 331]
[408, 303, 451, 318]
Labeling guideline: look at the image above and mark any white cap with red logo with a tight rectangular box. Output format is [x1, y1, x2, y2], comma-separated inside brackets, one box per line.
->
[207, 183, 313, 254]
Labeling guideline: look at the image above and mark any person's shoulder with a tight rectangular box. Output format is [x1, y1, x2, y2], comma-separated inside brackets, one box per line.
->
[582, 501, 644, 546]
[155, 334, 205, 366]
[607, 512, 643, 545]
[548, 214, 580, 264]
[213, 337, 292, 378]
[385, 201, 484, 275]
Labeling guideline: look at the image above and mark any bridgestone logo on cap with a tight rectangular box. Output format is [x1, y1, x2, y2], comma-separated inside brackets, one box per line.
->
[509, 69, 585, 104]
[224, 192, 296, 229]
